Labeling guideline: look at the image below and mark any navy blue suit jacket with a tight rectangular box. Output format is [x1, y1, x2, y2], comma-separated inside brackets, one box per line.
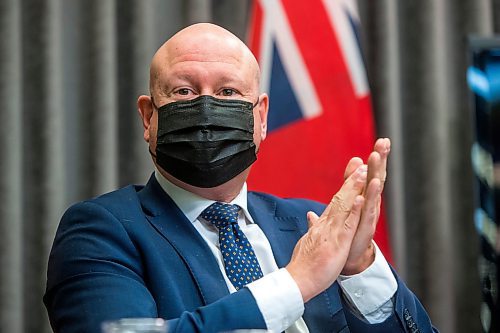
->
[44, 175, 436, 333]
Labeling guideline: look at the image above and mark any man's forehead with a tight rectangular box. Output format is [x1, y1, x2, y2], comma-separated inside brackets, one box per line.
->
[150, 23, 260, 91]
[166, 46, 245, 68]
[165, 33, 247, 66]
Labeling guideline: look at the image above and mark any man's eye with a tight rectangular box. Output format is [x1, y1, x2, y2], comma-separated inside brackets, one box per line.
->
[221, 88, 236, 96]
[176, 88, 191, 95]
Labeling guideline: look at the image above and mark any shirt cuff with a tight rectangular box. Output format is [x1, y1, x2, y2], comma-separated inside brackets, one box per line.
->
[337, 242, 397, 322]
[246, 268, 304, 332]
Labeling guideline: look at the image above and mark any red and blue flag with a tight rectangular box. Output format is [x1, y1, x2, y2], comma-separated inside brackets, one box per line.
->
[247, 0, 392, 260]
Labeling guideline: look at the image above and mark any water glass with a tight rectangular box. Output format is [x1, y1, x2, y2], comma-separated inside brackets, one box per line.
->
[101, 318, 167, 333]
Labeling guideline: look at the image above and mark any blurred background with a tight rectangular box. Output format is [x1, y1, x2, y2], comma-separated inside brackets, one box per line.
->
[0, 0, 499, 332]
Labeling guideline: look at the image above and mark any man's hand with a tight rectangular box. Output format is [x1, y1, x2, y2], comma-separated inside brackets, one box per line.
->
[341, 138, 390, 275]
[286, 164, 367, 302]
[285, 138, 390, 302]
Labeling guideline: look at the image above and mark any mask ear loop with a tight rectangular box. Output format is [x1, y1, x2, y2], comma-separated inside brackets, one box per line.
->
[149, 94, 159, 159]
[149, 147, 157, 159]
[150, 95, 160, 110]
[252, 97, 260, 108]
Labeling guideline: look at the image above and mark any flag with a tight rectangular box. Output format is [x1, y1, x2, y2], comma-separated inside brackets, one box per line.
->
[247, 0, 392, 260]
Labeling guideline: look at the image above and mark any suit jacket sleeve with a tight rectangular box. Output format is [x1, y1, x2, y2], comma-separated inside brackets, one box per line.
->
[43, 201, 267, 333]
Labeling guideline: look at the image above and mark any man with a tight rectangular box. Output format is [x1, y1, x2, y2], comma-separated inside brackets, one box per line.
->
[44, 23, 436, 333]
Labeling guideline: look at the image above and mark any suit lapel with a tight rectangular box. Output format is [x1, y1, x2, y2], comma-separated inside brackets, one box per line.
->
[137, 175, 230, 305]
[248, 192, 347, 332]
[247, 192, 304, 268]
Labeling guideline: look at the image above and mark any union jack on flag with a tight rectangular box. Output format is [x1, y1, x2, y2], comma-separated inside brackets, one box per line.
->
[246, 0, 392, 259]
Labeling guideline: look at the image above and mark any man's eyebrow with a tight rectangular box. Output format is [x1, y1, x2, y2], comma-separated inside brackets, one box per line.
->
[157, 73, 194, 93]
[165, 73, 194, 84]
[214, 74, 249, 88]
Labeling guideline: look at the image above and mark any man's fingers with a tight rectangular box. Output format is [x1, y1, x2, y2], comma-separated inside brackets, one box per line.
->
[374, 138, 391, 159]
[319, 201, 332, 219]
[318, 138, 389, 225]
[365, 152, 381, 195]
[359, 178, 382, 232]
[340, 178, 381, 276]
[327, 164, 367, 220]
[342, 195, 364, 235]
[340, 141, 388, 275]
[320, 163, 366, 220]
[373, 138, 390, 190]
[343, 157, 364, 181]
[365, 178, 382, 203]
[307, 211, 320, 229]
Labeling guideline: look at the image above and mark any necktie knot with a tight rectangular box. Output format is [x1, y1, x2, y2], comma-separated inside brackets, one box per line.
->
[200, 202, 240, 229]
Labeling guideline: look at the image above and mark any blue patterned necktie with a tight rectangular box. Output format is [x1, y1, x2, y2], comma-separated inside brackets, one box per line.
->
[200, 202, 264, 290]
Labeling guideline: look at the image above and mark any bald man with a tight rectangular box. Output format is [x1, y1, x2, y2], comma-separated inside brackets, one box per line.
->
[44, 24, 436, 333]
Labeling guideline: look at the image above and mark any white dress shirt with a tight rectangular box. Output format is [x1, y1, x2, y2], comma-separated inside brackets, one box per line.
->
[155, 171, 397, 332]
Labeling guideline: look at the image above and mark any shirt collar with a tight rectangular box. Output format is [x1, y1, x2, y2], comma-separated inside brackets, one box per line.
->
[154, 169, 255, 224]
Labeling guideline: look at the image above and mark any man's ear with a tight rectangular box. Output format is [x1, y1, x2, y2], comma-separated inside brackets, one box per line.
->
[258, 93, 269, 141]
[137, 95, 154, 142]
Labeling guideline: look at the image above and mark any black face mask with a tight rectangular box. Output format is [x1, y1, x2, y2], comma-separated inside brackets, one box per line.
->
[152, 95, 258, 188]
